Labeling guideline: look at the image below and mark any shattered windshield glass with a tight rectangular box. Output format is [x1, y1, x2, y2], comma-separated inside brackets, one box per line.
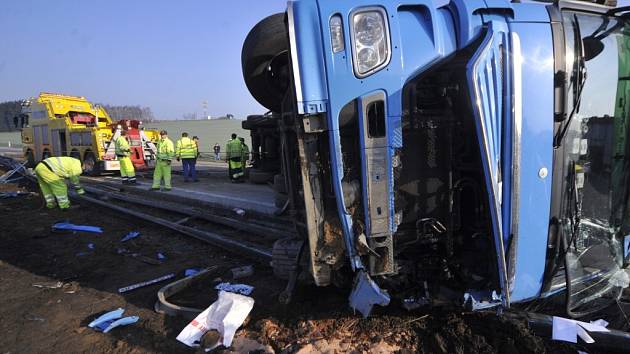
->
[561, 11, 630, 316]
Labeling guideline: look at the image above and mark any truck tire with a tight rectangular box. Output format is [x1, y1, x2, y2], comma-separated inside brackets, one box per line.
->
[273, 174, 287, 194]
[271, 238, 304, 280]
[241, 13, 289, 113]
[82, 152, 100, 175]
[248, 168, 274, 184]
[24, 149, 35, 168]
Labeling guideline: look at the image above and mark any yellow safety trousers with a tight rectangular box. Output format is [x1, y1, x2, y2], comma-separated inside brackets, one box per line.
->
[34, 163, 70, 209]
[119, 156, 136, 181]
[152, 160, 172, 189]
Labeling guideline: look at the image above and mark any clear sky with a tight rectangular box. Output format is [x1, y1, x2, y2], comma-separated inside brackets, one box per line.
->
[0, 0, 287, 119]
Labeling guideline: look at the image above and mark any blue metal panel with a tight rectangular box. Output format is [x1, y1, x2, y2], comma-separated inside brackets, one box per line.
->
[448, 0, 486, 48]
[288, 1, 329, 114]
[466, 20, 512, 305]
[508, 22, 554, 302]
[314, 0, 468, 270]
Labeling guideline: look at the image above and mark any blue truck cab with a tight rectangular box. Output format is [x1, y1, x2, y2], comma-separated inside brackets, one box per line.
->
[241, 0, 630, 317]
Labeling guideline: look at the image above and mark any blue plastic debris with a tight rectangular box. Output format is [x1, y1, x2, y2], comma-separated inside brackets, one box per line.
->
[87, 243, 95, 250]
[120, 231, 140, 242]
[88, 308, 125, 328]
[184, 268, 201, 277]
[52, 222, 103, 234]
[102, 316, 139, 333]
[156, 252, 166, 261]
[214, 282, 254, 296]
[88, 308, 139, 333]
[348, 271, 390, 318]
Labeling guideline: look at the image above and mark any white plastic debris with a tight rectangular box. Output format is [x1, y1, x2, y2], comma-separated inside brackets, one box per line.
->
[214, 282, 254, 296]
[233, 208, 246, 216]
[609, 268, 630, 288]
[552, 316, 609, 344]
[176, 291, 254, 349]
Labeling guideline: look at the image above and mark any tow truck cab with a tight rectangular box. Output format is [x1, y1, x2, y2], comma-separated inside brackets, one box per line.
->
[242, 0, 630, 316]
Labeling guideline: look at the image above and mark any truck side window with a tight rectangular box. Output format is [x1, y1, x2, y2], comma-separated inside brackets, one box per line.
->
[560, 10, 629, 315]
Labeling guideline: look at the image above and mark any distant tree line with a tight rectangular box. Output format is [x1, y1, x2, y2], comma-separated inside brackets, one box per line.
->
[0, 100, 23, 132]
[100, 104, 155, 122]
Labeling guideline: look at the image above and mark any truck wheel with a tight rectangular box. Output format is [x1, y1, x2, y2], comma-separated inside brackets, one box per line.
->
[82, 152, 99, 175]
[248, 168, 274, 184]
[241, 13, 289, 113]
[24, 149, 35, 167]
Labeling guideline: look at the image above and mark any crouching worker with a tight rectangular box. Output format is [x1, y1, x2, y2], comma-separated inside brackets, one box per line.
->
[34, 156, 85, 210]
[115, 130, 136, 184]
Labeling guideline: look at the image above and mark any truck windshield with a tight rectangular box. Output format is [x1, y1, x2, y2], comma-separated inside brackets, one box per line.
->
[560, 10, 630, 315]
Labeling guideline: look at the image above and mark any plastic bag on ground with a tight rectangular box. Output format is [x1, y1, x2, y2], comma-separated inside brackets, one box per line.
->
[176, 291, 254, 349]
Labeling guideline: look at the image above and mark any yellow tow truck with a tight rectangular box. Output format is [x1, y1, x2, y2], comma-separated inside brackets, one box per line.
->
[21, 92, 159, 173]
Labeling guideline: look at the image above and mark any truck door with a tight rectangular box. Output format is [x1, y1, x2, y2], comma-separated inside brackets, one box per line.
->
[466, 21, 512, 306]
[51, 130, 66, 156]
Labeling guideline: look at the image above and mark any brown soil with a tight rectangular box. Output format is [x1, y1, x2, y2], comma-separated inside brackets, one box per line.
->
[0, 182, 600, 353]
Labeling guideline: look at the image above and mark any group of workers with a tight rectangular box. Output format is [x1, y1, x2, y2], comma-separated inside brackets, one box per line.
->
[34, 131, 250, 210]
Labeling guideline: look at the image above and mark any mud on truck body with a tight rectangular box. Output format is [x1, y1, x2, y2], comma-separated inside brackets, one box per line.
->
[242, 0, 630, 318]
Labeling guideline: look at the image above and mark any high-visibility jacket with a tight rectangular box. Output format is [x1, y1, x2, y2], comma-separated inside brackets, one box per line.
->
[41, 156, 82, 186]
[241, 143, 250, 162]
[156, 137, 175, 161]
[226, 138, 243, 160]
[115, 136, 131, 157]
[176, 137, 198, 159]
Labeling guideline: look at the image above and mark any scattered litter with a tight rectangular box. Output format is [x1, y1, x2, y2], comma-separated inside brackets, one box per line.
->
[32, 281, 63, 289]
[24, 314, 46, 322]
[231, 265, 254, 279]
[118, 273, 176, 293]
[87, 243, 95, 250]
[552, 316, 609, 344]
[214, 282, 254, 296]
[88, 308, 124, 328]
[176, 290, 254, 350]
[76, 252, 90, 257]
[233, 208, 246, 216]
[117, 248, 161, 265]
[609, 268, 630, 288]
[185, 268, 202, 277]
[157, 252, 167, 261]
[88, 308, 139, 333]
[120, 231, 140, 242]
[52, 222, 103, 234]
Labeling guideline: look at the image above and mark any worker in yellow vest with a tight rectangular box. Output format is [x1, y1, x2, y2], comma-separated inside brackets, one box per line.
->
[176, 132, 199, 182]
[115, 130, 136, 184]
[226, 133, 244, 182]
[34, 156, 85, 210]
[151, 130, 175, 191]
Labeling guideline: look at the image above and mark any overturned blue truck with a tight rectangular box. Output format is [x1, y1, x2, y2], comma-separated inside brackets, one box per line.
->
[240, 0, 630, 323]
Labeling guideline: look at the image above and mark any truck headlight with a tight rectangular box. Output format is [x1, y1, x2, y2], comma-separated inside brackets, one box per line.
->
[351, 8, 390, 77]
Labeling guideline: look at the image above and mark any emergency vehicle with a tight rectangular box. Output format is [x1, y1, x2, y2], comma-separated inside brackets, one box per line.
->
[21, 93, 159, 173]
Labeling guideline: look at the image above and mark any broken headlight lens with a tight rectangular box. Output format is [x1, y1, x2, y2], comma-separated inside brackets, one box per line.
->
[351, 9, 390, 77]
